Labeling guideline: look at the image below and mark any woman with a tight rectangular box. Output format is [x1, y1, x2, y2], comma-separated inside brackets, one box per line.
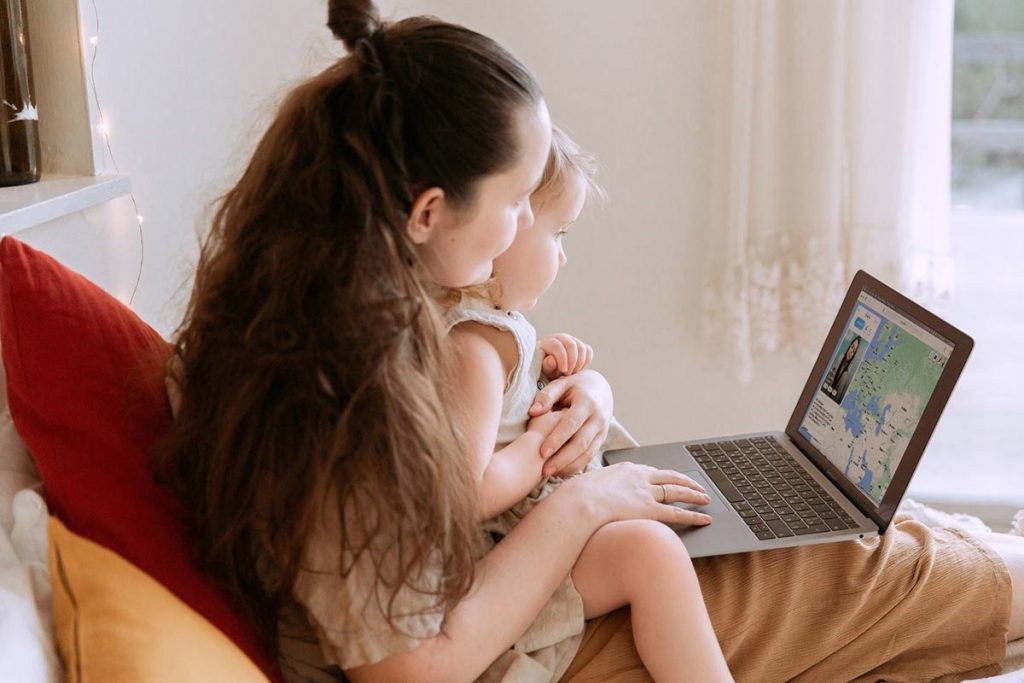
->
[161, 1, 1024, 681]
[823, 335, 861, 403]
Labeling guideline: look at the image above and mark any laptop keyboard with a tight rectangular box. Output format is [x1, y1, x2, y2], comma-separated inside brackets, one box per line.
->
[687, 436, 859, 540]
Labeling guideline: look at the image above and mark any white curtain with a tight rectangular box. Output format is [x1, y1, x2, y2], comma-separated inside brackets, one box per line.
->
[699, 0, 954, 381]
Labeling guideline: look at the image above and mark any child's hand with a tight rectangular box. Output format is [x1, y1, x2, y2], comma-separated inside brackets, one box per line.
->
[538, 333, 593, 379]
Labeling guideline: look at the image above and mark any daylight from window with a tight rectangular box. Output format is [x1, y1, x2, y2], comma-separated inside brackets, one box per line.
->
[909, 0, 1024, 507]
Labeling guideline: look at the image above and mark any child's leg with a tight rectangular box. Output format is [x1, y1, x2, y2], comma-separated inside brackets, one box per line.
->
[570, 520, 733, 683]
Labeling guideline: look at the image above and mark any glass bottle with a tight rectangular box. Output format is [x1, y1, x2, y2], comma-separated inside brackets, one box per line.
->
[0, 0, 40, 186]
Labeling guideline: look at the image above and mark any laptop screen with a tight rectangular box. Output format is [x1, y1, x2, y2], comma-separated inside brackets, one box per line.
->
[795, 290, 954, 505]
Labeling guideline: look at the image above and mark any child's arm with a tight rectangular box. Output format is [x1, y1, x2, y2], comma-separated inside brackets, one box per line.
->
[449, 323, 559, 521]
[538, 333, 594, 380]
[478, 410, 562, 519]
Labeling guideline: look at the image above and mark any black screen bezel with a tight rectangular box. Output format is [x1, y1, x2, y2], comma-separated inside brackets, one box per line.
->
[785, 270, 974, 532]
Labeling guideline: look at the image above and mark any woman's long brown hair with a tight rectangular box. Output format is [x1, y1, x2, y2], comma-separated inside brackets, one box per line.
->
[157, 0, 541, 655]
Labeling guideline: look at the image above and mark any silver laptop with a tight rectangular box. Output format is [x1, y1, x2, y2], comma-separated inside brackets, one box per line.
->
[604, 271, 974, 558]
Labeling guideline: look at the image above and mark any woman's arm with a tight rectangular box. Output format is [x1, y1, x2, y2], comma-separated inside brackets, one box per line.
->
[345, 464, 713, 683]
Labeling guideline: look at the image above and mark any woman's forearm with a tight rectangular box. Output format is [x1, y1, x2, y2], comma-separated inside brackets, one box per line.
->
[346, 479, 602, 683]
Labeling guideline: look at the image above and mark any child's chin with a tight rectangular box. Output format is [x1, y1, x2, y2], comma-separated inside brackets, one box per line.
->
[517, 298, 539, 312]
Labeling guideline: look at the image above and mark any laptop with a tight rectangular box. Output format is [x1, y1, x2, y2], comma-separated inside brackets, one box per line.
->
[604, 270, 973, 558]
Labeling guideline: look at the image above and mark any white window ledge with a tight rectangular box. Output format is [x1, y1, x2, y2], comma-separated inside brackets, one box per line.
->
[0, 174, 131, 234]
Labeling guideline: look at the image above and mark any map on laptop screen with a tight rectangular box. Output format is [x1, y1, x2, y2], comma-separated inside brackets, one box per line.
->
[797, 291, 952, 504]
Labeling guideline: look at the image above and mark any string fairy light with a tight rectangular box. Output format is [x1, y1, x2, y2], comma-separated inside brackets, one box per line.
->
[86, 0, 144, 307]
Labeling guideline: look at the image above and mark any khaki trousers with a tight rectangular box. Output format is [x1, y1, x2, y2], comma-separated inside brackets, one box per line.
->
[561, 516, 1011, 683]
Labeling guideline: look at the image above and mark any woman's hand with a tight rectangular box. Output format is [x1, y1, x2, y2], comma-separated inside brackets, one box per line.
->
[527, 369, 612, 477]
[564, 461, 715, 528]
[525, 409, 565, 443]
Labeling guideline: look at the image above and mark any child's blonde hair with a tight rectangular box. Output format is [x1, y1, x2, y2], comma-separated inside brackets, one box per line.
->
[533, 124, 604, 206]
[446, 125, 601, 306]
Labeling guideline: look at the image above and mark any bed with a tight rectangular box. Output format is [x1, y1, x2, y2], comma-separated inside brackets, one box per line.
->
[0, 235, 1021, 682]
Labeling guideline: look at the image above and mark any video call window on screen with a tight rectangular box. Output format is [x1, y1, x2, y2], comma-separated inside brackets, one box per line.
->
[822, 332, 866, 403]
[819, 304, 878, 405]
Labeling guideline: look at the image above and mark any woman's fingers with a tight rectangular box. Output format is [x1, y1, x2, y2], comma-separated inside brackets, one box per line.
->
[660, 483, 713, 507]
[547, 431, 599, 477]
[529, 377, 565, 415]
[662, 505, 714, 526]
[651, 469, 707, 493]
[653, 472, 713, 525]
[576, 461, 715, 528]
[542, 415, 599, 475]
[540, 410, 583, 461]
[567, 450, 595, 475]
[549, 448, 595, 478]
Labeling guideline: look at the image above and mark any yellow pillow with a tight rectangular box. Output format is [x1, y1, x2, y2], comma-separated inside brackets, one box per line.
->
[48, 517, 270, 683]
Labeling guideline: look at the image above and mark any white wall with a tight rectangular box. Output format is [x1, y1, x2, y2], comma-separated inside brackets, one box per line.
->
[398, 0, 816, 444]
[26, 0, 979, 476]
[23, 0, 346, 336]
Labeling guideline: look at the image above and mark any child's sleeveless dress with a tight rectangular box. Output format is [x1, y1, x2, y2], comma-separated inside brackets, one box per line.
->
[445, 295, 638, 683]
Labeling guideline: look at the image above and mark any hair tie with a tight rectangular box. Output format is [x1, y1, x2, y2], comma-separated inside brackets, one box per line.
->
[353, 27, 389, 80]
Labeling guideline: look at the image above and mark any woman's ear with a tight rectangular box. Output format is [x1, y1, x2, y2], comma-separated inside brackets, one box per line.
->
[406, 187, 448, 245]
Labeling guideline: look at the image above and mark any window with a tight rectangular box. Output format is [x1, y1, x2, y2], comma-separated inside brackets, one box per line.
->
[952, 0, 1024, 210]
[908, 0, 1024, 506]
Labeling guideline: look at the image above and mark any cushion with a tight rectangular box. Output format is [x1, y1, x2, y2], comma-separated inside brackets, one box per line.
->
[49, 516, 270, 683]
[0, 237, 280, 680]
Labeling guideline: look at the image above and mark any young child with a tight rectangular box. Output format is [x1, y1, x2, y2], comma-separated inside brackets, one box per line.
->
[446, 127, 734, 682]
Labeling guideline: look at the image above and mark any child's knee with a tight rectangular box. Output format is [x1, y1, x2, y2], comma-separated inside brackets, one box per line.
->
[606, 519, 689, 563]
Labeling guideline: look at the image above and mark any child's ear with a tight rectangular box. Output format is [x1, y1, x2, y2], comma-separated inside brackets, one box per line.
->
[406, 187, 448, 245]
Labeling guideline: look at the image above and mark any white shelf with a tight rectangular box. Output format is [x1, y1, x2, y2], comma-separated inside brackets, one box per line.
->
[0, 174, 132, 234]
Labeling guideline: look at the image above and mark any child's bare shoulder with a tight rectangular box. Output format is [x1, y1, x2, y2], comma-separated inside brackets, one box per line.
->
[450, 321, 518, 382]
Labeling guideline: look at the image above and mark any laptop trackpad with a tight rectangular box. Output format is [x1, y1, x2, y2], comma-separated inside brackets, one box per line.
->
[674, 470, 729, 514]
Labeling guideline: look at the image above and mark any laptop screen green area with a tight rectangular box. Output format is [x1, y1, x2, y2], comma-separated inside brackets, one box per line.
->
[797, 291, 953, 504]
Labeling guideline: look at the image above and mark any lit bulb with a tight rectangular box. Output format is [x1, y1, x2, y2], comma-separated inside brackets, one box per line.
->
[136, 214, 145, 225]
[89, 35, 99, 46]
[96, 120, 110, 136]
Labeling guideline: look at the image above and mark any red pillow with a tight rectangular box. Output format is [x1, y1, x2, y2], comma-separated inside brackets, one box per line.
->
[0, 237, 281, 681]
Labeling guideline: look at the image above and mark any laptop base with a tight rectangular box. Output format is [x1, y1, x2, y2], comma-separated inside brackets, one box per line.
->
[603, 431, 878, 559]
